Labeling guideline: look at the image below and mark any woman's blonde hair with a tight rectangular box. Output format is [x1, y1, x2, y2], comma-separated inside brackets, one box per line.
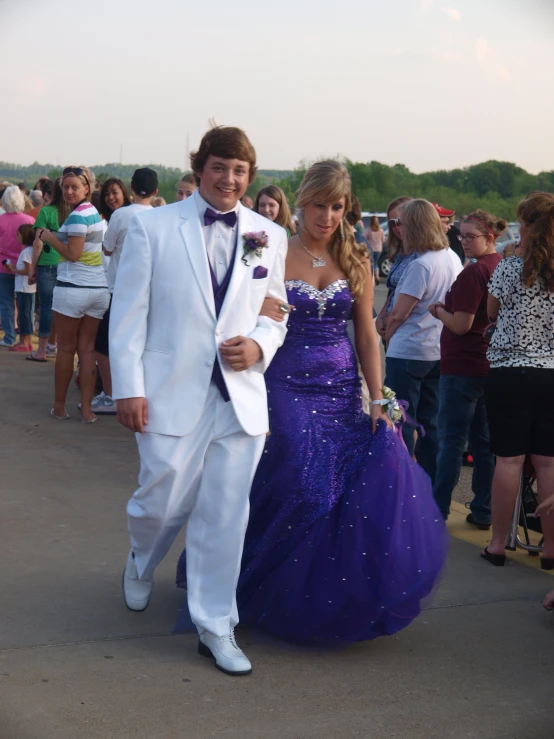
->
[402, 198, 448, 253]
[295, 161, 368, 299]
[61, 165, 93, 200]
[517, 191, 554, 292]
[386, 196, 413, 261]
[254, 185, 296, 234]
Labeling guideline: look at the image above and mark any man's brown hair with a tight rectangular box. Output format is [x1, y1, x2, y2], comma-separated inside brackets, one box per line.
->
[190, 126, 257, 185]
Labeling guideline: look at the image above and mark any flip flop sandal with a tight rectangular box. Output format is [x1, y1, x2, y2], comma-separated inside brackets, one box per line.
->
[50, 408, 70, 420]
[81, 414, 98, 424]
[26, 352, 47, 363]
[480, 547, 506, 567]
[9, 345, 33, 353]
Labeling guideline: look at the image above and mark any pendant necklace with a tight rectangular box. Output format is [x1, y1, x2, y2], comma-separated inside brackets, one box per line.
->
[298, 234, 328, 268]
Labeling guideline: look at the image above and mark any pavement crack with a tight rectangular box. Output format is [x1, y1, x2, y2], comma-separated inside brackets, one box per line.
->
[0, 630, 178, 654]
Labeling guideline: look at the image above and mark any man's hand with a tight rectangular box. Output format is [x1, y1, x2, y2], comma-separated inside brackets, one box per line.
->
[116, 397, 149, 433]
[219, 336, 262, 371]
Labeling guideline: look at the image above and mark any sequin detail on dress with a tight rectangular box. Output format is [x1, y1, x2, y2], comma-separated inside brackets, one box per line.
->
[285, 279, 349, 319]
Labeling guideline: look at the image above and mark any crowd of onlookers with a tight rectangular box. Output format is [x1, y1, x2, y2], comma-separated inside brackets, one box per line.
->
[0, 168, 300, 421]
[1, 164, 554, 606]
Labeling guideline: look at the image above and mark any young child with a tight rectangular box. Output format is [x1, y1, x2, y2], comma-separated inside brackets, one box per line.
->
[6, 224, 37, 352]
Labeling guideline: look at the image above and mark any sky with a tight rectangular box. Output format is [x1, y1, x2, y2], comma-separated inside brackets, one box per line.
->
[1, 0, 553, 174]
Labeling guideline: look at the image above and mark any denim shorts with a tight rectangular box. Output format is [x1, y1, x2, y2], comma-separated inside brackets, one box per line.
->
[52, 284, 110, 320]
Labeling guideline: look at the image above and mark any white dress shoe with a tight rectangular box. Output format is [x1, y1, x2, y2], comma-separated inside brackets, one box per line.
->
[198, 629, 252, 676]
[122, 551, 152, 611]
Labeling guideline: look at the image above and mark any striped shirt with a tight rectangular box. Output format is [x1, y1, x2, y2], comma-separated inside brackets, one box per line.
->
[56, 201, 107, 287]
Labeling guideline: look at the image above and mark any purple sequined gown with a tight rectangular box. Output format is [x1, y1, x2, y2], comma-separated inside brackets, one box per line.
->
[177, 280, 447, 645]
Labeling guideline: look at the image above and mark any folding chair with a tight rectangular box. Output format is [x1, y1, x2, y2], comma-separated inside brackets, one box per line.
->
[506, 456, 543, 554]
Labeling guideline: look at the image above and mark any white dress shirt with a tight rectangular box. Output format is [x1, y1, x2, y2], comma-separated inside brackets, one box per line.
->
[196, 192, 239, 284]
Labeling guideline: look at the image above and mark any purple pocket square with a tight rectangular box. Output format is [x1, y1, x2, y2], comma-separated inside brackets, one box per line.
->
[253, 266, 268, 279]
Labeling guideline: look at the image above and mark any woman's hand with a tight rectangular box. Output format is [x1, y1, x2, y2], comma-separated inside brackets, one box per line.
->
[428, 302, 444, 319]
[542, 589, 554, 611]
[375, 314, 387, 338]
[259, 297, 291, 322]
[39, 229, 52, 242]
[4, 262, 15, 273]
[536, 493, 554, 518]
[370, 403, 393, 432]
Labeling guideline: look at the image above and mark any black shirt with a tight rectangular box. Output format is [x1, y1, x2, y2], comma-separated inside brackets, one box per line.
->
[447, 225, 464, 263]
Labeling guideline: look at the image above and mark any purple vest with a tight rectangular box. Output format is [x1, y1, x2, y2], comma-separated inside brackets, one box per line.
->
[209, 242, 237, 402]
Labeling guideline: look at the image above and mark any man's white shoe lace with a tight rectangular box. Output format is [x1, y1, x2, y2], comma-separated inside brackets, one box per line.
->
[219, 628, 241, 651]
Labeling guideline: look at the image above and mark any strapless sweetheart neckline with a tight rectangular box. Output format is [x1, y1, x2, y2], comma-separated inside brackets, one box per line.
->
[285, 278, 349, 293]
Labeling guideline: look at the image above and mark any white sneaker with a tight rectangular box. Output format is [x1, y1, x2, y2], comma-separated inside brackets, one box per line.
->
[45, 344, 57, 357]
[198, 629, 252, 676]
[91, 391, 105, 406]
[122, 551, 152, 611]
[0, 338, 14, 348]
[92, 392, 116, 415]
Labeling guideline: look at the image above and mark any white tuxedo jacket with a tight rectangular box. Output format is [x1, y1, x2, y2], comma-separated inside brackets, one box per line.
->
[109, 193, 288, 437]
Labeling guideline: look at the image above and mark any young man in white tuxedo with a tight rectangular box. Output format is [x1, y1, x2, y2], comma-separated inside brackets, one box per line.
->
[109, 126, 288, 675]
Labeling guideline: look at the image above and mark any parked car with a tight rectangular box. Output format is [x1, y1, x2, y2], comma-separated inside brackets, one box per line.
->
[361, 212, 387, 229]
[495, 222, 520, 254]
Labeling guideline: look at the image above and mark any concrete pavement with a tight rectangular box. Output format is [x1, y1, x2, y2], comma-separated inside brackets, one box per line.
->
[1, 332, 553, 739]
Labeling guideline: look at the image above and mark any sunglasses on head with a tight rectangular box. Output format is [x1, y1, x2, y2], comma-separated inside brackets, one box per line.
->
[63, 166, 87, 178]
[388, 218, 402, 228]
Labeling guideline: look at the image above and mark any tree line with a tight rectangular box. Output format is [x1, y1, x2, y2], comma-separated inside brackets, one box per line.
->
[1, 159, 552, 220]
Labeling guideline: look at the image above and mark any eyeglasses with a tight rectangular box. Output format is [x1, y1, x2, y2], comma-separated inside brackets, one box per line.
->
[62, 166, 87, 178]
[388, 218, 402, 228]
[457, 233, 485, 243]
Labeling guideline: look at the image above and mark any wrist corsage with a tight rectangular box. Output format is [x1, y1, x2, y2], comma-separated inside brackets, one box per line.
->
[371, 386, 403, 423]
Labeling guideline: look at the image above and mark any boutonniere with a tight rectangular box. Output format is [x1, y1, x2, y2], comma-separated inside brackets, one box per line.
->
[242, 231, 269, 265]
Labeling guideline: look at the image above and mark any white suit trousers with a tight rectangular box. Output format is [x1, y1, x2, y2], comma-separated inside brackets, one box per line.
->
[127, 384, 266, 637]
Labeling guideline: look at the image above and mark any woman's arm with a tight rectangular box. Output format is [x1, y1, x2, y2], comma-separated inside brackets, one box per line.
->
[38, 229, 85, 263]
[375, 295, 391, 338]
[259, 296, 289, 322]
[487, 293, 500, 322]
[5, 263, 27, 276]
[352, 263, 392, 429]
[30, 233, 44, 275]
[384, 293, 419, 344]
[431, 304, 475, 335]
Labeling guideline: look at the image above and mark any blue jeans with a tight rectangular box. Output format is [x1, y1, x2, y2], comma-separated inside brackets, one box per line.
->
[16, 292, 35, 336]
[385, 357, 440, 483]
[37, 265, 57, 338]
[0, 272, 16, 345]
[433, 375, 493, 522]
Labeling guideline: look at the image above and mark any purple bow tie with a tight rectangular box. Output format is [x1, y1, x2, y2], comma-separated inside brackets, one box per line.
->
[204, 207, 237, 228]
